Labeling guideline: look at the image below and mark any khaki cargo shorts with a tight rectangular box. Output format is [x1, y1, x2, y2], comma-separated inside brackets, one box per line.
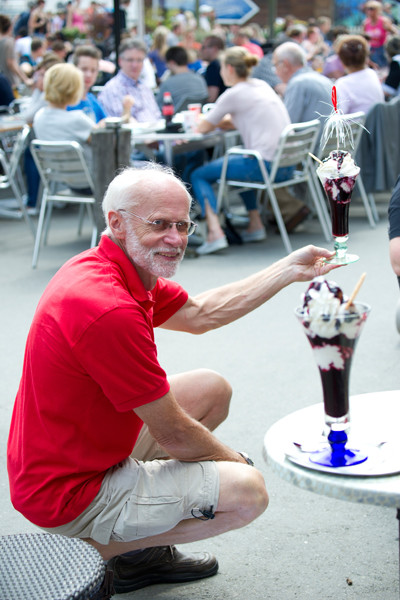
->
[41, 425, 220, 545]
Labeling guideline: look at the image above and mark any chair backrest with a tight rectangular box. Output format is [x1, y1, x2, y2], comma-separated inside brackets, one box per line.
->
[8, 124, 31, 178]
[30, 140, 95, 192]
[0, 125, 30, 192]
[270, 119, 320, 181]
[318, 111, 366, 159]
[174, 93, 209, 113]
[0, 102, 15, 115]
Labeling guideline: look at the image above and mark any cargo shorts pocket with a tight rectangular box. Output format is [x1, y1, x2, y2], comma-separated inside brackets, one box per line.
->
[111, 494, 184, 542]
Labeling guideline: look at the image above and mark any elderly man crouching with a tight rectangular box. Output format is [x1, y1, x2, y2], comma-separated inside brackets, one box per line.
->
[7, 163, 338, 594]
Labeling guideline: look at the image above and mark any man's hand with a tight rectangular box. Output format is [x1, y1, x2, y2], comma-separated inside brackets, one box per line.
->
[287, 245, 341, 282]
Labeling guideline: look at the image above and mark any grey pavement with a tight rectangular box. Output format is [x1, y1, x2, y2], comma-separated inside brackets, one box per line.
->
[1, 195, 399, 600]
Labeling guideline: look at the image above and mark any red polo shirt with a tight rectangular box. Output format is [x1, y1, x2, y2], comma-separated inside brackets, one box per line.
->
[7, 236, 188, 527]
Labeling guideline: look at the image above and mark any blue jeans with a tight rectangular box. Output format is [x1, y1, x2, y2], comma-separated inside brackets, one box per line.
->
[190, 154, 294, 216]
[370, 46, 388, 68]
[24, 146, 40, 208]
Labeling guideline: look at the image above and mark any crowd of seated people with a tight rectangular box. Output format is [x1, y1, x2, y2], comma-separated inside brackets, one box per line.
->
[2, 3, 400, 254]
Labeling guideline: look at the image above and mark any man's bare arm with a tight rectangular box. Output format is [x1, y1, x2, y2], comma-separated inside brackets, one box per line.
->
[134, 391, 247, 464]
[162, 245, 338, 334]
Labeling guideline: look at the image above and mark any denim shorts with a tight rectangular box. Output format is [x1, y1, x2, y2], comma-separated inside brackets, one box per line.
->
[40, 426, 220, 545]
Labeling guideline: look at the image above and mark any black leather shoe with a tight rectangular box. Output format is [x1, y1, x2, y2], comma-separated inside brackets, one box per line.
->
[110, 545, 218, 594]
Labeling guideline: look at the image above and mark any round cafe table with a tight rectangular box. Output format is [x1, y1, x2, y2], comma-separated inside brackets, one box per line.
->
[263, 390, 400, 583]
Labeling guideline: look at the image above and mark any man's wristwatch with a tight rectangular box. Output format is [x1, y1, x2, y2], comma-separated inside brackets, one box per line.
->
[237, 451, 254, 466]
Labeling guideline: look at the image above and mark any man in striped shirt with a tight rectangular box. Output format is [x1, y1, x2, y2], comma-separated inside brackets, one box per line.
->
[99, 38, 161, 123]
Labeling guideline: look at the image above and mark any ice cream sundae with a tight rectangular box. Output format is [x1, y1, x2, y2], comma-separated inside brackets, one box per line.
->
[297, 276, 368, 423]
[317, 150, 360, 238]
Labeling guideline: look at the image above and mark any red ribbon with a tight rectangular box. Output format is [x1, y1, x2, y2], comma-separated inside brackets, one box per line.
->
[332, 86, 338, 112]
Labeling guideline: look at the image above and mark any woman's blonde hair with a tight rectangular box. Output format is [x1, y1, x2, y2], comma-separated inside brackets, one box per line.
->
[151, 25, 169, 56]
[365, 0, 382, 11]
[44, 63, 84, 107]
[221, 46, 258, 78]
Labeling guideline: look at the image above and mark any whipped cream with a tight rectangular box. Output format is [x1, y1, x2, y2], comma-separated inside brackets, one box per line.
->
[299, 276, 363, 339]
[317, 150, 360, 181]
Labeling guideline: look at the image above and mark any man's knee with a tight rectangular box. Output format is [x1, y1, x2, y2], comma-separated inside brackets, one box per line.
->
[218, 463, 269, 526]
[203, 369, 232, 421]
[239, 468, 269, 522]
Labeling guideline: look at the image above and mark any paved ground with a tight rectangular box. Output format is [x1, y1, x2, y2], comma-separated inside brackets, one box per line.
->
[1, 194, 399, 599]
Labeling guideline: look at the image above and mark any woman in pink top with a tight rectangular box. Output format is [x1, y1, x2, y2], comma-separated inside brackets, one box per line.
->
[363, 0, 397, 67]
[334, 34, 384, 114]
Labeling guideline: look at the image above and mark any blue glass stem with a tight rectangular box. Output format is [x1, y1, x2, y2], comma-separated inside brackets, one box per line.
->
[328, 429, 354, 467]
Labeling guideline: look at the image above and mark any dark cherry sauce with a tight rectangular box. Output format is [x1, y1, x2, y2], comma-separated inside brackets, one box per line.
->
[321, 151, 357, 237]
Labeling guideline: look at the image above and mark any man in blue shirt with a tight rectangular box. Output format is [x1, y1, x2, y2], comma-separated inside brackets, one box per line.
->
[68, 44, 107, 123]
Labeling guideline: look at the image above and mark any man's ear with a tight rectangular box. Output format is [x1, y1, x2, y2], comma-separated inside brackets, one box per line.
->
[108, 210, 126, 240]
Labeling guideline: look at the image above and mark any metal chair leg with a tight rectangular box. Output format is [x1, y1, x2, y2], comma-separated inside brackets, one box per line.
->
[267, 187, 293, 254]
[32, 196, 47, 269]
[216, 154, 229, 214]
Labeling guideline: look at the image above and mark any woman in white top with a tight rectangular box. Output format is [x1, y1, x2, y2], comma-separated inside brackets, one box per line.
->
[334, 34, 384, 115]
[191, 46, 306, 255]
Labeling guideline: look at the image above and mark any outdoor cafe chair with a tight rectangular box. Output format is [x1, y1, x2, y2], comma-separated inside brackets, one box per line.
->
[216, 119, 330, 254]
[174, 93, 209, 113]
[0, 124, 35, 236]
[30, 139, 98, 269]
[312, 110, 377, 229]
[0, 532, 113, 599]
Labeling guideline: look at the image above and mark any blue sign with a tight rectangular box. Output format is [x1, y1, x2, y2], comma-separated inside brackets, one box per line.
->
[213, 0, 259, 24]
[164, 0, 259, 24]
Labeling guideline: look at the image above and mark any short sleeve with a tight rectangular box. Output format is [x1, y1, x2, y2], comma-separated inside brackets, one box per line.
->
[152, 278, 189, 327]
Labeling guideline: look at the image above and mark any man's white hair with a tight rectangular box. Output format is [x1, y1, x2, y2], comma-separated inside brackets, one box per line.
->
[102, 162, 192, 235]
[274, 41, 307, 68]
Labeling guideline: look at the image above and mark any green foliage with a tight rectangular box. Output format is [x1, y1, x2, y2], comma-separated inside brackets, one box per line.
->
[61, 27, 87, 41]
[145, 8, 191, 32]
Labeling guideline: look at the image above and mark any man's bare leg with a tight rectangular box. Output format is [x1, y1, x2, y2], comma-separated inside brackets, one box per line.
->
[169, 368, 232, 431]
[85, 461, 269, 561]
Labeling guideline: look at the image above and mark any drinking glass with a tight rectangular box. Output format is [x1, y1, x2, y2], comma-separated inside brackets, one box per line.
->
[295, 302, 370, 467]
[319, 172, 360, 265]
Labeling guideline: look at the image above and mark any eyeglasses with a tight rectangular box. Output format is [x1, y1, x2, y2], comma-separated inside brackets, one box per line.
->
[119, 209, 197, 236]
[272, 60, 283, 72]
[120, 57, 144, 64]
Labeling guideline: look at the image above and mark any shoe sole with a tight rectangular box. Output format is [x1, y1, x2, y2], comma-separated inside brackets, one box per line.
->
[113, 560, 219, 593]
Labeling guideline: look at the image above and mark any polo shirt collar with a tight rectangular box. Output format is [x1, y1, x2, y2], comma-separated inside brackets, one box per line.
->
[97, 235, 154, 307]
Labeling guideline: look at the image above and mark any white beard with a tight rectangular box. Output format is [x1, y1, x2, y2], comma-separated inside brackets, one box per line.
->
[125, 225, 184, 279]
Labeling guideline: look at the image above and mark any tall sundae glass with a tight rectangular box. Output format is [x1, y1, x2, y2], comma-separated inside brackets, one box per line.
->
[295, 277, 370, 468]
[317, 150, 360, 265]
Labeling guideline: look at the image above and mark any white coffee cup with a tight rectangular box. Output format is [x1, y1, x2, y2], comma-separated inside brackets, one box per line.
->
[182, 110, 197, 132]
[188, 103, 202, 117]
